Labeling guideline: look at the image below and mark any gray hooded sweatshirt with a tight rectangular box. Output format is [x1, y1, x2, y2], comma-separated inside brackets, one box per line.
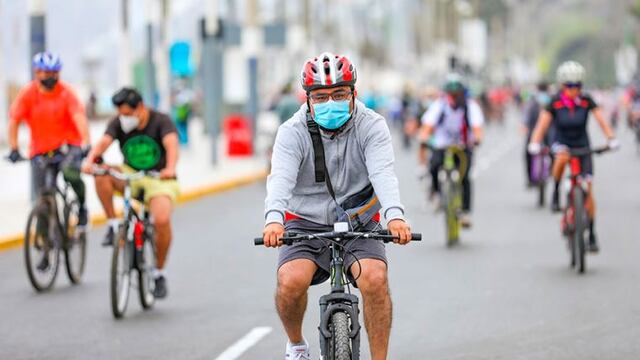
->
[264, 99, 405, 226]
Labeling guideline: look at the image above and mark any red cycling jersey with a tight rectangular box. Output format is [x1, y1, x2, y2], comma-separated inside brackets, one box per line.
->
[9, 81, 84, 157]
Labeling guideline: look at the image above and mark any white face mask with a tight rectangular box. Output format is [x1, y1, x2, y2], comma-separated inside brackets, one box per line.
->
[119, 115, 140, 133]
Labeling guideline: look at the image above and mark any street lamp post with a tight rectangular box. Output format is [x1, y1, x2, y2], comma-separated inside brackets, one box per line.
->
[29, 0, 47, 201]
[118, 0, 133, 86]
[29, 0, 46, 68]
[202, 0, 224, 165]
[156, 0, 171, 112]
[245, 0, 260, 149]
[144, 0, 158, 107]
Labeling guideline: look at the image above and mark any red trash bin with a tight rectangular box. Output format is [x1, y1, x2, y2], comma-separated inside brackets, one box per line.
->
[223, 114, 253, 157]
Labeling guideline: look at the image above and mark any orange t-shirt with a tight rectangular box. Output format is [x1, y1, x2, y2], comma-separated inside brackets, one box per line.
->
[9, 81, 85, 157]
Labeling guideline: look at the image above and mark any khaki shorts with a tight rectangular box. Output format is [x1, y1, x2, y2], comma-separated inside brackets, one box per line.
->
[120, 165, 180, 204]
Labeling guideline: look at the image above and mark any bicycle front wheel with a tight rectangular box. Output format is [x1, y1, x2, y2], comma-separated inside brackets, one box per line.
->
[572, 188, 587, 274]
[138, 227, 156, 309]
[24, 201, 60, 292]
[538, 180, 546, 207]
[443, 180, 460, 247]
[111, 225, 132, 318]
[328, 312, 352, 360]
[63, 199, 86, 284]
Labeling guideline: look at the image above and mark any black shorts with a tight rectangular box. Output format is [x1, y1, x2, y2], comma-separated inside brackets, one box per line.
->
[278, 219, 387, 287]
[552, 143, 593, 176]
[31, 146, 84, 194]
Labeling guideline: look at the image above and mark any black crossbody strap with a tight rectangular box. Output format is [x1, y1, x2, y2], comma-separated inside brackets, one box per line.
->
[306, 112, 336, 200]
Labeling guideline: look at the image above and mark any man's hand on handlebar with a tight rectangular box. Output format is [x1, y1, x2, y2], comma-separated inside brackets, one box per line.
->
[263, 222, 285, 248]
[159, 167, 177, 180]
[7, 149, 24, 163]
[388, 219, 412, 245]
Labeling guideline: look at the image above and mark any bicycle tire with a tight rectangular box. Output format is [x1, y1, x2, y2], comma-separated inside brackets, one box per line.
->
[138, 225, 156, 310]
[24, 201, 60, 292]
[572, 188, 587, 274]
[444, 180, 460, 247]
[328, 311, 352, 360]
[63, 199, 86, 284]
[111, 224, 132, 318]
[538, 180, 546, 207]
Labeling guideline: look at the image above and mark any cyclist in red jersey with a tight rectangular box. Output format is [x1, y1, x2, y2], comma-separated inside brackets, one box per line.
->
[7, 52, 91, 229]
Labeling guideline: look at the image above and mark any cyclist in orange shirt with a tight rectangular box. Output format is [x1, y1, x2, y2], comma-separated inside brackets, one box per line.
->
[7, 52, 91, 229]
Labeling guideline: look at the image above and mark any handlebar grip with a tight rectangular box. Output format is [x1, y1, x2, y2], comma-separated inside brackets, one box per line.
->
[377, 230, 422, 241]
[254, 237, 264, 246]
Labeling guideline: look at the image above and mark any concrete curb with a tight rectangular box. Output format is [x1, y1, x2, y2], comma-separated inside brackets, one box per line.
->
[0, 169, 267, 253]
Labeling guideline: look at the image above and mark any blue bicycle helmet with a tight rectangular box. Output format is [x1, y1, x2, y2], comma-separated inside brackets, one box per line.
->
[32, 52, 62, 71]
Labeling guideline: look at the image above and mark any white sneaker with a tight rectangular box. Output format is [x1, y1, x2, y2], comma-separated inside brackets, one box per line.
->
[285, 339, 311, 360]
[430, 192, 443, 213]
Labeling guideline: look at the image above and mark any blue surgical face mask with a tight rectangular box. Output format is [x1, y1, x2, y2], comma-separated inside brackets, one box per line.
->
[312, 100, 352, 130]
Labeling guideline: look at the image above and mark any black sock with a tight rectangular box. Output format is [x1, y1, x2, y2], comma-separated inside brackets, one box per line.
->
[552, 182, 560, 204]
[589, 220, 595, 235]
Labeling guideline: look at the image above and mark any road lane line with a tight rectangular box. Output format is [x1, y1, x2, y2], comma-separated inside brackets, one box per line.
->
[471, 137, 520, 179]
[214, 326, 273, 360]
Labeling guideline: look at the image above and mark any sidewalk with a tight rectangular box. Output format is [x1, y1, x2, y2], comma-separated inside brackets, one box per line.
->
[0, 117, 270, 245]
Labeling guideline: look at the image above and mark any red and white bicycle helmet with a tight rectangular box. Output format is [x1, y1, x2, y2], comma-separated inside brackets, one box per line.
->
[301, 52, 357, 92]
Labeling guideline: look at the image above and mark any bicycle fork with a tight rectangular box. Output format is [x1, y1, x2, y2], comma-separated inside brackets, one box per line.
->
[318, 293, 361, 360]
[319, 245, 362, 359]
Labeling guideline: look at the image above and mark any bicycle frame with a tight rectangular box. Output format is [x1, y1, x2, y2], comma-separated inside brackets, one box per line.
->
[119, 178, 153, 271]
[38, 157, 74, 248]
[318, 239, 362, 360]
[439, 146, 468, 245]
[442, 145, 468, 181]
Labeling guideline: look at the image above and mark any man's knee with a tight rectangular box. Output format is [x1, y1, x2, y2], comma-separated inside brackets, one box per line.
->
[153, 211, 171, 227]
[554, 152, 570, 164]
[150, 196, 173, 226]
[356, 261, 389, 296]
[277, 261, 314, 299]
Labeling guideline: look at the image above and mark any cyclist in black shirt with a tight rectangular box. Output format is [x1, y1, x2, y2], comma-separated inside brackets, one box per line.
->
[528, 61, 618, 252]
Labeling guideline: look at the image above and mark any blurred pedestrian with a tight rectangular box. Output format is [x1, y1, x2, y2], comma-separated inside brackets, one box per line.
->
[523, 81, 552, 185]
[275, 82, 301, 125]
[400, 84, 419, 150]
[171, 77, 194, 146]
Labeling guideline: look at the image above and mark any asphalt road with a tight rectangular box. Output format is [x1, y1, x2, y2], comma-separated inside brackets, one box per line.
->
[2, 113, 640, 360]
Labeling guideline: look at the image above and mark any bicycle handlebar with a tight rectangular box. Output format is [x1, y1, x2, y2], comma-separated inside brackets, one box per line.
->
[254, 230, 422, 246]
[420, 142, 474, 151]
[90, 166, 161, 181]
[567, 146, 610, 157]
[5, 153, 67, 164]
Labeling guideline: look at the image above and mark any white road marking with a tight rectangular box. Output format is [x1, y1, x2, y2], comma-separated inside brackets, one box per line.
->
[214, 326, 273, 360]
[471, 137, 520, 179]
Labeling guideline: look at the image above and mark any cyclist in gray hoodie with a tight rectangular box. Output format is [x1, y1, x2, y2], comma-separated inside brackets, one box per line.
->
[261, 52, 412, 360]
